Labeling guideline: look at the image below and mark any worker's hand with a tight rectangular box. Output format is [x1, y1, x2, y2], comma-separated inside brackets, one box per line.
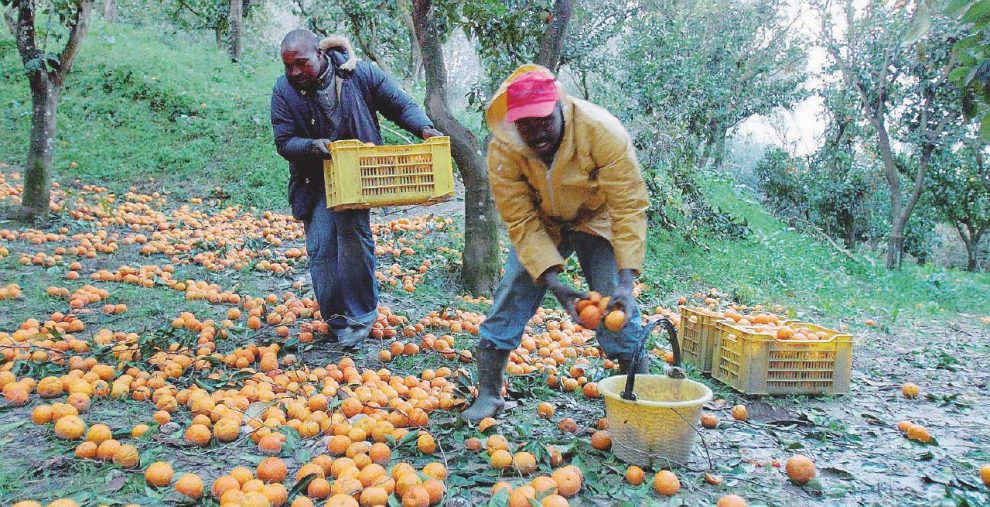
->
[542, 270, 587, 321]
[311, 139, 332, 158]
[608, 269, 638, 316]
[422, 127, 443, 139]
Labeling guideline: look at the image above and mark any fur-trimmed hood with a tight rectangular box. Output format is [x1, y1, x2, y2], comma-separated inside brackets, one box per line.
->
[319, 35, 357, 72]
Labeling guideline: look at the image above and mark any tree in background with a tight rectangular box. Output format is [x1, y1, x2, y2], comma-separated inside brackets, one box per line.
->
[617, 0, 806, 172]
[289, 0, 418, 85]
[103, 0, 115, 22]
[817, 0, 965, 269]
[165, 0, 254, 56]
[946, 0, 990, 141]
[928, 136, 990, 271]
[3, 0, 95, 221]
[410, 0, 574, 294]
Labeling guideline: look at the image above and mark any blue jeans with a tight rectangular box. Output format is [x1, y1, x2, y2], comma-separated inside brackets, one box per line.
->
[304, 196, 378, 333]
[479, 231, 644, 361]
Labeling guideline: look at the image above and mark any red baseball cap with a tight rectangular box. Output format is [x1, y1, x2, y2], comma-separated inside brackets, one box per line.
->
[505, 71, 559, 123]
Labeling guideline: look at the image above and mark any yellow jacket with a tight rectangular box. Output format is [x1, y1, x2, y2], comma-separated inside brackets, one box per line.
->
[485, 64, 649, 281]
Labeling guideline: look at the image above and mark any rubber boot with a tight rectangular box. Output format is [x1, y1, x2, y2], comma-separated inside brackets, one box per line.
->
[336, 326, 369, 350]
[618, 355, 651, 375]
[460, 344, 509, 423]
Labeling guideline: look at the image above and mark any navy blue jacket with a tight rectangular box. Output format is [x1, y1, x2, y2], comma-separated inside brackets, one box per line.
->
[271, 49, 434, 220]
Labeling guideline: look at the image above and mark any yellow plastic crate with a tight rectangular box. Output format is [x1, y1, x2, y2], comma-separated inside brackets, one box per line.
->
[323, 137, 454, 211]
[712, 321, 853, 396]
[678, 306, 721, 373]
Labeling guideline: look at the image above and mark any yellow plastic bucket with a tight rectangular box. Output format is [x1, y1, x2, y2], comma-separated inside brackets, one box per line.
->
[599, 375, 712, 467]
[598, 317, 712, 467]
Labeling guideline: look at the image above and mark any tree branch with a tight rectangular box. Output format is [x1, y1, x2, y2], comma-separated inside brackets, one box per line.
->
[535, 0, 575, 72]
[55, 0, 94, 87]
[12, 0, 39, 69]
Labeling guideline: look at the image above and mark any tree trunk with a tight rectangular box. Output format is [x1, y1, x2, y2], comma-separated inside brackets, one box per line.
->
[535, 0, 575, 72]
[398, 0, 421, 86]
[21, 77, 59, 220]
[413, 0, 501, 295]
[228, 0, 242, 62]
[103, 0, 116, 23]
[959, 224, 985, 272]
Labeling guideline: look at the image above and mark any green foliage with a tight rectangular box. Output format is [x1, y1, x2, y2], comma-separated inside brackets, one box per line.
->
[927, 135, 990, 268]
[946, 0, 990, 140]
[613, 0, 806, 169]
[0, 22, 288, 210]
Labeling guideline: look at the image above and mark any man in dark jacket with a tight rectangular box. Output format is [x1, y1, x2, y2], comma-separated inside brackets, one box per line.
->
[271, 29, 440, 348]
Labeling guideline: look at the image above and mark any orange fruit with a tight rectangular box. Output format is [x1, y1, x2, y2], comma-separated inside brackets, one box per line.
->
[263, 482, 289, 506]
[557, 418, 578, 433]
[531, 475, 557, 496]
[422, 462, 447, 481]
[423, 478, 445, 504]
[478, 417, 498, 432]
[508, 485, 536, 507]
[785, 455, 816, 485]
[258, 433, 284, 455]
[211, 475, 241, 499]
[85, 424, 112, 444]
[176, 473, 204, 499]
[145, 461, 174, 487]
[307, 477, 332, 499]
[541, 494, 569, 507]
[717, 495, 748, 507]
[980, 464, 990, 487]
[701, 413, 719, 429]
[31, 405, 53, 425]
[326, 493, 360, 507]
[360, 486, 389, 506]
[901, 383, 920, 399]
[75, 441, 98, 459]
[231, 466, 255, 485]
[579, 305, 602, 329]
[552, 466, 582, 497]
[369, 442, 391, 464]
[625, 465, 645, 485]
[465, 437, 482, 452]
[582, 382, 600, 398]
[731, 404, 748, 421]
[491, 481, 512, 496]
[417, 432, 436, 454]
[604, 310, 626, 332]
[401, 485, 430, 507]
[513, 451, 537, 475]
[896, 420, 913, 434]
[486, 434, 509, 453]
[490, 449, 512, 469]
[54, 415, 86, 440]
[907, 424, 931, 443]
[292, 495, 316, 507]
[652, 470, 679, 496]
[112, 444, 139, 468]
[537, 402, 555, 419]
[184, 423, 211, 446]
[257, 457, 288, 483]
[96, 439, 122, 461]
[590, 431, 611, 450]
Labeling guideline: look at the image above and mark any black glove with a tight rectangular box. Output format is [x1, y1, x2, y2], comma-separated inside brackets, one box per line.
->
[311, 139, 332, 158]
[541, 269, 588, 321]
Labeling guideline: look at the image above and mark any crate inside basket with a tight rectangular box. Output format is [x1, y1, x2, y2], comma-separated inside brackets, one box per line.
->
[712, 320, 853, 396]
[677, 306, 721, 373]
[323, 137, 454, 211]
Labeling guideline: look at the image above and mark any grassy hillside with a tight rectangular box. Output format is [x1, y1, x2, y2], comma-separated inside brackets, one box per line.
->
[1, 23, 287, 210]
[2, 22, 989, 327]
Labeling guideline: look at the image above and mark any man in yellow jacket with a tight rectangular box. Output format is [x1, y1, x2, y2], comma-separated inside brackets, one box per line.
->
[462, 65, 651, 422]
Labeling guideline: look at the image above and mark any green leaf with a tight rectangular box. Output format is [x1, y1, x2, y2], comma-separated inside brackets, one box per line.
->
[963, 0, 990, 22]
[947, 0, 974, 17]
[978, 115, 990, 141]
[949, 65, 973, 84]
[287, 473, 318, 502]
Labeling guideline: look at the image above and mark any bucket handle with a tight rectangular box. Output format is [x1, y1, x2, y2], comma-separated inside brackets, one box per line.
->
[621, 317, 682, 401]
